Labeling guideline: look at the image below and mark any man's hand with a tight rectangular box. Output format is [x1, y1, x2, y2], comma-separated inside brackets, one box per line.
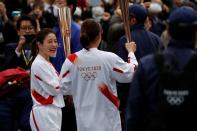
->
[16, 36, 26, 53]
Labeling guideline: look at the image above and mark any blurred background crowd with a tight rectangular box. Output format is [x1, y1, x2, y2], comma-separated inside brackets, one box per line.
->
[0, 0, 196, 62]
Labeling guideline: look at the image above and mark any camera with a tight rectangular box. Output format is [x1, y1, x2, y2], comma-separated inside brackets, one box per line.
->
[11, 11, 21, 17]
[24, 34, 36, 44]
[23, 34, 36, 50]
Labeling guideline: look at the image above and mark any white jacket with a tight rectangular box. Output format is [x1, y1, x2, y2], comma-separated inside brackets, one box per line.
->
[31, 54, 65, 108]
[60, 48, 138, 131]
[30, 54, 64, 131]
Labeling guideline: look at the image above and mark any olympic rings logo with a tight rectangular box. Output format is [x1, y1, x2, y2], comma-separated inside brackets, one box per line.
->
[166, 96, 185, 105]
[163, 90, 189, 106]
[81, 72, 97, 81]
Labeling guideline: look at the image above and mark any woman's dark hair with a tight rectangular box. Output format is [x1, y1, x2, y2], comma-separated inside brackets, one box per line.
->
[36, 28, 55, 44]
[31, 28, 56, 59]
[80, 19, 102, 50]
[16, 15, 37, 30]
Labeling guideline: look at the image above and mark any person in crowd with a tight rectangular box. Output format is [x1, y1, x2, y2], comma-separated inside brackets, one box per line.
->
[107, 22, 125, 53]
[124, 6, 197, 131]
[0, 15, 37, 131]
[2, 15, 37, 70]
[0, 1, 17, 63]
[51, 0, 82, 73]
[29, 1, 57, 30]
[106, 0, 124, 53]
[44, 0, 59, 17]
[73, 7, 83, 25]
[146, 0, 167, 36]
[4, 0, 27, 16]
[118, 4, 162, 62]
[52, 0, 81, 131]
[60, 19, 138, 131]
[30, 28, 65, 131]
[116, 4, 163, 128]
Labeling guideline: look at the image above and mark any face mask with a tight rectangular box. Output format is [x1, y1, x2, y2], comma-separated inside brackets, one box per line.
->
[148, 2, 162, 14]
[92, 6, 104, 22]
[74, 7, 82, 16]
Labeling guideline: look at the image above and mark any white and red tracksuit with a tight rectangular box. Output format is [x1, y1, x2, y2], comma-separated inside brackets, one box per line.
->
[30, 54, 65, 131]
[60, 48, 138, 131]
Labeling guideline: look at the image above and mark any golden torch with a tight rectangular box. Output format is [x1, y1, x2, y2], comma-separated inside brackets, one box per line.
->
[118, 0, 132, 42]
[58, 7, 71, 56]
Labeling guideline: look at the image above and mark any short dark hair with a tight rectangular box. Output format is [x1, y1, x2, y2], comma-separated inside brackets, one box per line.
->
[80, 19, 102, 50]
[36, 28, 55, 44]
[16, 15, 37, 31]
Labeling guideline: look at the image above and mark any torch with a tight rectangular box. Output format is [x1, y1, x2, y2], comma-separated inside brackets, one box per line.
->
[118, 0, 132, 42]
[57, 7, 71, 56]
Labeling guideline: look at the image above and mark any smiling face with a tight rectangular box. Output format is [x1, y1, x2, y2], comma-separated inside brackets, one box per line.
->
[38, 33, 58, 60]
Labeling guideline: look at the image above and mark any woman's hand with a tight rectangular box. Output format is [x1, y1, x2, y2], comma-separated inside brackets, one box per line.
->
[125, 41, 136, 53]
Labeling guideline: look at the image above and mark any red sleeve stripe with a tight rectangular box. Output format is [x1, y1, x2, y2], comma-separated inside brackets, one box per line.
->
[32, 90, 53, 105]
[98, 83, 120, 109]
[68, 53, 78, 64]
[32, 109, 40, 131]
[62, 70, 70, 78]
[113, 68, 124, 74]
[34, 75, 43, 81]
[128, 57, 131, 63]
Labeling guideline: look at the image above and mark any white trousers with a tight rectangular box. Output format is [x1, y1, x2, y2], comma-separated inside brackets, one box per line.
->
[30, 105, 62, 131]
